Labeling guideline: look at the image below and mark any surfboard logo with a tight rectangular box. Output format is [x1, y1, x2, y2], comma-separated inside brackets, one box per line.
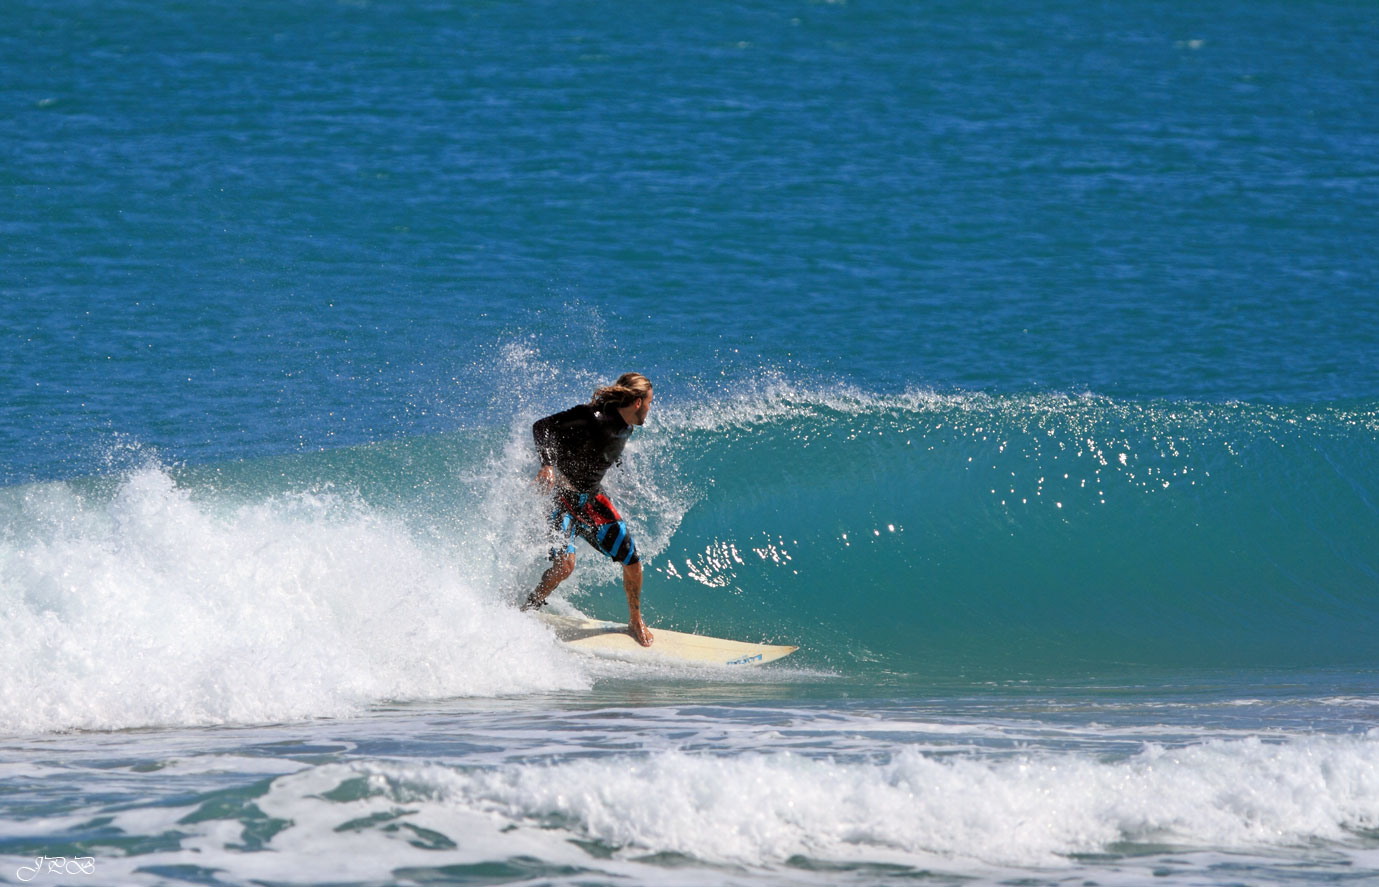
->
[726, 653, 764, 666]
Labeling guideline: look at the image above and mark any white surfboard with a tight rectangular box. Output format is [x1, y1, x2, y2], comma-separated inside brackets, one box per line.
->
[536, 612, 798, 666]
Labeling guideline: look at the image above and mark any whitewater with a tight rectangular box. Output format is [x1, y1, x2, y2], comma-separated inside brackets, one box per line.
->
[3, 692, 1379, 886]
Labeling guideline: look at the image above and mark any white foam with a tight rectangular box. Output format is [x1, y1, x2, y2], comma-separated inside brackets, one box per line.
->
[466, 736, 1379, 865]
[5, 718, 1378, 885]
[246, 732, 1379, 870]
[0, 465, 590, 735]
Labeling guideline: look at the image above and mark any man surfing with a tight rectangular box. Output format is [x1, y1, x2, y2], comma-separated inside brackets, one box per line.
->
[521, 372, 655, 647]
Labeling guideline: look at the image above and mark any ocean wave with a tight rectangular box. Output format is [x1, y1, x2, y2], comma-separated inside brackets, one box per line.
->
[635, 385, 1379, 672]
[2, 384, 1377, 733]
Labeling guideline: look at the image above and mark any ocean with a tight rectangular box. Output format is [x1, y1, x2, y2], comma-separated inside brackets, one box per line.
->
[3, 0, 1379, 885]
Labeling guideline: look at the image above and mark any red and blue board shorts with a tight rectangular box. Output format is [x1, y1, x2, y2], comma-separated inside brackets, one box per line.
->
[549, 489, 639, 565]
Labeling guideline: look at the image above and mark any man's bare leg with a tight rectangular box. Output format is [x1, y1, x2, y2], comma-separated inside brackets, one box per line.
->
[623, 561, 653, 646]
[522, 553, 574, 611]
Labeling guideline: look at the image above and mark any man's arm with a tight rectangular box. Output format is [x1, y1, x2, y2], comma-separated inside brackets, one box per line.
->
[532, 408, 574, 466]
[532, 405, 591, 482]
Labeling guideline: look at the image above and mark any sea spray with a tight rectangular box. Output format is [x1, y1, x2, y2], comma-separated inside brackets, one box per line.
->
[0, 464, 587, 735]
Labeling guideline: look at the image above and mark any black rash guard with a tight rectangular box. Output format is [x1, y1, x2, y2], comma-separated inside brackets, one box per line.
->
[532, 404, 633, 494]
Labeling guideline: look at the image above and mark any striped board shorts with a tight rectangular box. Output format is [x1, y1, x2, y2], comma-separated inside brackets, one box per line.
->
[548, 489, 639, 565]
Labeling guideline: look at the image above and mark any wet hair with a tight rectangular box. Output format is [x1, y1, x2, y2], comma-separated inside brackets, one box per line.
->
[590, 372, 653, 410]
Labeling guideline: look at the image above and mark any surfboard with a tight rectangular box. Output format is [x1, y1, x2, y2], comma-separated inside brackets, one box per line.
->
[536, 612, 798, 666]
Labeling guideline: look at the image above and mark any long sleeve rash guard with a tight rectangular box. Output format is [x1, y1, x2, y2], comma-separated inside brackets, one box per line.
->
[532, 404, 633, 494]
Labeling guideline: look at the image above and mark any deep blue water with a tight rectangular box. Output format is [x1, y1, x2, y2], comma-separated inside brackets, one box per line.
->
[3, 1, 1378, 885]
[5, 0, 1379, 482]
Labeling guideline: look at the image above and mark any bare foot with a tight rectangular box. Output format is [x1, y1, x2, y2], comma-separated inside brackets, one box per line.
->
[628, 617, 654, 647]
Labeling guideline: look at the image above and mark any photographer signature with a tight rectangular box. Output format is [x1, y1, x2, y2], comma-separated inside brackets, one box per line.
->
[16, 856, 96, 882]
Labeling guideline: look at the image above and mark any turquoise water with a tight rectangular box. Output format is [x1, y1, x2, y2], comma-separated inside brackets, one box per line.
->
[3, 1, 1379, 885]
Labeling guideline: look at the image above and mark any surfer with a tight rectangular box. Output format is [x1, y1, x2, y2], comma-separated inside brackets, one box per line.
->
[521, 372, 655, 647]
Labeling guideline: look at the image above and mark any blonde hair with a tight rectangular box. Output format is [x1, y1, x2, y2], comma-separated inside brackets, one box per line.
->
[590, 372, 652, 410]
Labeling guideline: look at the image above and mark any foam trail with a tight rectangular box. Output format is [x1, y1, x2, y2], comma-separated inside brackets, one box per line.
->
[0, 465, 586, 735]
